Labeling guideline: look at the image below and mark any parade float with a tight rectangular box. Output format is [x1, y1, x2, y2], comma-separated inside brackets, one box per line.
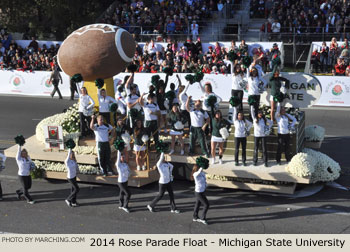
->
[4, 26, 341, 193]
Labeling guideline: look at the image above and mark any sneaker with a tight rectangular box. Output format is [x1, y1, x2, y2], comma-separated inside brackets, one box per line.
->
[235, 162, 239, 166]
[71, 202, 80, 207]
[243, 162, 247, 166]
[180, 150, 184, 155]
[27, 200, 35, 205]
[171, 209, 180, 214]
[121, 207, 130, 213]
[193, 218, 199, 222]
[169, 149, 174, 155]
[142, 165, 146, 171]
[147, 205, 155, 212]
[137, 165, 141, 171]
[219, 159, 223, 165]
[198, 219, 208, 225]
[118, 206, 123, 209]
[107, 172, 113, 176]
[65, 200, 72, 207]
[211, 158, 215, 165]
[264, 163, 268, 167]
[253, 162, 257, 166]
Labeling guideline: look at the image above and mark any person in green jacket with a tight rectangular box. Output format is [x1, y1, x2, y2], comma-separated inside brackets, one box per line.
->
[210, 110, 231, 165]
[269, 66, 290, 121]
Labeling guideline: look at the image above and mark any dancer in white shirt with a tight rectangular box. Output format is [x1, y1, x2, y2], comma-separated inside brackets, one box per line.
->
[97, 88, 117, 124]
[77, 86, 95, 137]
[64, 148, 80, 207]
[191, 164, 209, 225]
[116, 150, 131, 213]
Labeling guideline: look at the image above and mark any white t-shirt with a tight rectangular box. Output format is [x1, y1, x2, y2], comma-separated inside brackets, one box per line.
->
[98, 91, 117, 113]
[65, 149, 78, 179]
[190, 109, 209, 127]
[143, 102, 160, 121]
[179, 83, 190, 111]
[116, 151, 130, 183]
[16, 146, 32, 176]
[193, 168, 207, 193]
[126, 94, 141, 112]
[156, 153, 173, 184]
[93, 124, 113, 142]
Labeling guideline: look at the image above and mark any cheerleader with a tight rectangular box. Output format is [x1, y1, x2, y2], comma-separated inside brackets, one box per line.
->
[125, 73, 140, 96]
[157, 84, 168, 133]
[133, 119, 147, 171]
[275, 104, 296, 165]
[251, 107, 273, 167]
[125, 84, 141, 129]
[230, 63, 246, 111]
[64, 148, 80, 207]
[191, 165, 209, 225]
[199, 82, 222, 132]
[97, 88, 117, 124]
[116, 150, 131, 213]
[147, 152, 180, 213]
[115, 119, 130, 163]
[232, 106, 252, 166]
[115, 85, 127, 116]
[178, 81, 191, 128]
[77, 86, 95, 137]
[140, 92, 160, 145]
[269, 66, 290, 121]
[211, 110, 231, 165]
[15, 145, 35, 204]
[0, 153, 6, 201]
[247, 62, 267, 116]
[168, 104, 185, 155]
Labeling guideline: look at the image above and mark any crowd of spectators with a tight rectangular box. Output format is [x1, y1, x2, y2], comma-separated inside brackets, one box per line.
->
[310, 37, 350, 75]
[0, 31, 60, 71]
[252, 0, 350, 43]
[131, 38, 281, 74]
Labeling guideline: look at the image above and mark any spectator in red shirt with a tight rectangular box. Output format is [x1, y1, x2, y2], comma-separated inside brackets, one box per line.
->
[333, 58, 347, 76]
[311, 49, 321, 73]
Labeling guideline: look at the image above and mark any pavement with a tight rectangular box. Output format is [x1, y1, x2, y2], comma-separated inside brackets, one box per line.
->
[0, 95, 349, 234]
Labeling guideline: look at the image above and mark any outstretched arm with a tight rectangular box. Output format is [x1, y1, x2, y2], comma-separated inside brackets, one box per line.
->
[193, 168, 203, 178]
[90, 115, 96, 131]
[16, 145, 22, 162]
[86, 96, 95, 110]
[125, 73, 134, 90]
[157, 152, 165, 169]
[116, 150, 122, 172]
[186, 96, 192, 113]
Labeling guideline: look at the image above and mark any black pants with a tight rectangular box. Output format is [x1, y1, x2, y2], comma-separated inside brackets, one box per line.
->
[97, 142, 111, 175]
[276, 133, 291, 162]
[79, 112, 92, 137]
[100, 112, 111, 124]
[189, 127, 208, 155]
[235, 137, 247, 163]
[149, 182, 176, 210]
[17, 176, 33, 201]
[67, 177, 80, 203]
[249, 95, 261, 118]
[118, 181, 131, 208]
[193, 192, 209, 220]
[181, 109, 191, 128]
[145, 120, 159, 144]
[205, 110, 214, 134]
[254, 137, 268, 163]
[51, 84, 63, 99]
[231, 89, 244, 111]
[0, 180, 2, 198]
[70, 83, 78, 100]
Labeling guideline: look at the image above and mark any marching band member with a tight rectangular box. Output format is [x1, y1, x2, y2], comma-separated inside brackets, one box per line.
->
[140, 92, 160, 145]
[199, 82, 222, 132]
[90, 115, 115, 176]
[116, 150, 131, 213]
[168, 104, 185, 155]
[251, 107, 273, 167]
[0, 153, 6, 201]
[191, 164, 209, 225]
[77, 86, 95, 137]
[147, 152, 180, 214]
[186, 97, 210, 157]
[133, 119, 147, 171]
[275, 104, 297, 165]
[178, 81, 191, 128]
[64, 148, 80, 207]
[15, 145, 35, 204]
[97, 88, 117, 124]
[247, 61, 267, 116]
[210, 110, 231, 165]
[232, 106, 252, 166]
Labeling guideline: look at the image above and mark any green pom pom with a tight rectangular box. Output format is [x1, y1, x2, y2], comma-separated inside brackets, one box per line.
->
[165, 90, 176, 101]
[163, 67, 173, 76]
[151, 75, 161, 90]
[196, 156, 209, 169]
[228, 50, 236, 62]
[229, 96, 240, 107]
[155, 140, 169, 153]
[95, 78, 104, 89]
[205, 95, 217, 108]
[14, 134, 25, 146]
[194, 71, 204, 82]
[71, 74, 83, 82]
[273, 92, 285, 102]
[248, 95, 258, 106]
[185, 74, 195, 84]
[127, 64, 138, 73]
[113, 139, 125, 151]
[109, 103, 118, 112]
[65, 139, 76, 149]
[130, 108, 141, 119]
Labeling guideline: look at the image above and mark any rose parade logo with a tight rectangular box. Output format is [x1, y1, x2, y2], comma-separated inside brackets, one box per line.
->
[44, 79, 52, 88]
[9, 74, 25, 87]
[332, 85, 343, 96]
[41, 75, 52, 88]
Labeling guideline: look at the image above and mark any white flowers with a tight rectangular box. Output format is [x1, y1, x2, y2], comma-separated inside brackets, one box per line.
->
[141, 134, 149, 143]
[305, 125, 325, 142]
[121, 133, 131, 144]
[174, 121, 184, 130]
[219, 127, 229, 140]
[286, 148, 341, 183]
[73, 145, 97, 155]
[33, 160, 101, 175]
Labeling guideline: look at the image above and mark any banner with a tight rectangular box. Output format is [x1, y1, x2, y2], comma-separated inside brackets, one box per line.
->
[315, 76, 350, 106]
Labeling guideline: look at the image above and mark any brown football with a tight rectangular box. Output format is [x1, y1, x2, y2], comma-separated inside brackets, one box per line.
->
[57, 24, 135, 81]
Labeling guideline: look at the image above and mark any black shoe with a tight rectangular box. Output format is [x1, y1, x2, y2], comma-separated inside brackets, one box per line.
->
[235, 162, 239, 166]
[243, 162, 247, 166]
[253, 162, 257, 166]
[264, 163, 268, 167]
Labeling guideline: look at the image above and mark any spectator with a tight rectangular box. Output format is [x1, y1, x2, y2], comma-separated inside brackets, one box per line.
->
[333, 58, 346, 76]
[319, 42, 329, 73]
[311, 49, 320, 73]
[28, 37, 39, 52]
[191, 21, 199, 41]
[271, 19, 281, 41]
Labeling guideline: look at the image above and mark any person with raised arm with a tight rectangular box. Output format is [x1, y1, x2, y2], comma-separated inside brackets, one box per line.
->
[247, 61, 267, 117]
[168, 104, 185, 155]
[125, 84, 141, 129]
[147, 152, 180, 214]
[64, 148, 80, 207]
[191, 164, 209, 225]
[116, 150, 131, 213]
[77, 85, 95, 137]
[178, 77, 191, 128]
